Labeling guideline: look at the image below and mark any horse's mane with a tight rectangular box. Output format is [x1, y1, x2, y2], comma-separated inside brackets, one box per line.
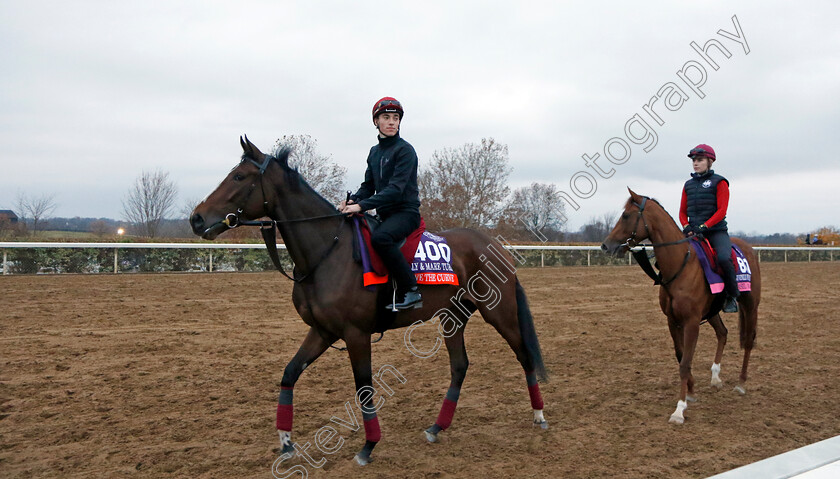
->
[268, 146, 338, 211]
[625, 195, 680, 228]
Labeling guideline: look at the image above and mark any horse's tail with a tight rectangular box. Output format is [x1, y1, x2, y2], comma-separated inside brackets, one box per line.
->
[515, 277, 548, 382]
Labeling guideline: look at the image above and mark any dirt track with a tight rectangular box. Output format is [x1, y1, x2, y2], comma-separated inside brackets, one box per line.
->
[1, 262, 839, 478]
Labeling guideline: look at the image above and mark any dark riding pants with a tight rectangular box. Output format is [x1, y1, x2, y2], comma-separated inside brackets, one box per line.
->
[370, 210, 420, 292]
[704, 229, 739, 297]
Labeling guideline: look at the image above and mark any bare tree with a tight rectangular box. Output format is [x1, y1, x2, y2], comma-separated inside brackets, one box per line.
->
[15, 192, 57, 235]
[273, 134, 347, 205]
[121, 170, 178, 238]
[180, 197, 203, 220]
[419, 138, 511, 231]
[501, 183, 567, 241]
[89, 220, 110, 237]
[579, 210, 620, 242]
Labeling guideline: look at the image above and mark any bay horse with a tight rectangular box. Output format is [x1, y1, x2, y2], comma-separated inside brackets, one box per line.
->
[600, 189, 760, 424]
[189, 137, 548, 465]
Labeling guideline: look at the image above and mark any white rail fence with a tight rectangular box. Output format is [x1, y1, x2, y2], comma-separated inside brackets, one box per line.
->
[0, 242, 837, 275]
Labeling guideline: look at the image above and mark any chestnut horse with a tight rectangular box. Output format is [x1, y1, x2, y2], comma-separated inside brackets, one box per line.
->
[189, 137, 548, 465]
[601, 189, 760, 424]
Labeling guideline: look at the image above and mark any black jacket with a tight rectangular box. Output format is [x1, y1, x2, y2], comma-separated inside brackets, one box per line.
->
[351, 134, 420, 218]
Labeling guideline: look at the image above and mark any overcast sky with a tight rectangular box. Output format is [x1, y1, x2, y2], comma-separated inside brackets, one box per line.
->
[1, 1, 838, 234]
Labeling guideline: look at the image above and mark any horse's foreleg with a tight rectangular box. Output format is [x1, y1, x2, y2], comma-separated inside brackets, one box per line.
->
[706, 314, 728, 388]
[277, 327, 334, 456]
[425, 330, 469, 443]
[344, 327, 378, 466]
[667, 314, 684, 364]
[670, 318, 700, 424]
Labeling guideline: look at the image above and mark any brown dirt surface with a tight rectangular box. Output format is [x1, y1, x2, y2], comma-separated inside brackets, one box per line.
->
[1, 262, 839, 478]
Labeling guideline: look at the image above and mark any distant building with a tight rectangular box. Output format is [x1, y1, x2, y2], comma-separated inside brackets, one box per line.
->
[0, 210, 19, 224]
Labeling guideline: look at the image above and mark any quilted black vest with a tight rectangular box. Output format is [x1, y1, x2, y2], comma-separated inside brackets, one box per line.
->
[683, 170, 728, 231]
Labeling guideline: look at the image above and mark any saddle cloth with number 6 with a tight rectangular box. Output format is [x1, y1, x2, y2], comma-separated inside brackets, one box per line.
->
[689, 239, 752, 294]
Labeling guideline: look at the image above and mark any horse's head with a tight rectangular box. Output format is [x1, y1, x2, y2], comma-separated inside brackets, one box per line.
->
[601, 188, 652, 256]
[190, 136, 288, 240]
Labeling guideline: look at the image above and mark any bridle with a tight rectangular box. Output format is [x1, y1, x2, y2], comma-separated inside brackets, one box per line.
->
[219, 153, 345, 283]
[622, 196, 692, 287]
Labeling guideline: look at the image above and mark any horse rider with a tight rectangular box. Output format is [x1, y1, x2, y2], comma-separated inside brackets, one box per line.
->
[679, 144, 740, 313]
[340, 97, 423, 310]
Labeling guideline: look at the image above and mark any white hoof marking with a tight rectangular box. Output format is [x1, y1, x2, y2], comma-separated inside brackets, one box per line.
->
[733, 384, 746, 395]
[669, 400, 688, 424]
[711, 363, 723, 388]
[424, 430, 438, 443]
[354, 454, 369, 466]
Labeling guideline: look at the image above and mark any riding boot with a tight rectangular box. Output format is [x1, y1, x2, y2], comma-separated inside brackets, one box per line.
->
[377, 243, 423, 310]
[718, 259, 740, 313]
[389, 286, 423, 310]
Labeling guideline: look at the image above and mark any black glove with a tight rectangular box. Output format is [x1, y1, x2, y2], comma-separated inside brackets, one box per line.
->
[696, 224, 708, 235]
[682, 225, 694, 236]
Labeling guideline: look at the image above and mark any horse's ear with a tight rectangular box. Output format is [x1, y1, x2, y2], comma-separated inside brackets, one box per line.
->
[627, 187, 642, 203]
[240, 134, 265, 160]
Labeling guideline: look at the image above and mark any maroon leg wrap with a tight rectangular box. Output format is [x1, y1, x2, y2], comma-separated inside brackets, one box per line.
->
[436, 398, 458, 430]
[276, 404, 294, 431]
[363, 416, 381, 442]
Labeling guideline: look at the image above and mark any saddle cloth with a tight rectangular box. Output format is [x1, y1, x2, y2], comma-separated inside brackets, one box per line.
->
[352, 216, 459, 289]
[689, 238, 752, 294]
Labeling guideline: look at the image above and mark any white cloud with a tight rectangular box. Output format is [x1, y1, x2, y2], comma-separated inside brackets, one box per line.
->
[1, 1, 838, 236]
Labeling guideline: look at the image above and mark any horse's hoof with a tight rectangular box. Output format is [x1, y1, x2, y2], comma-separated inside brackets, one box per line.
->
[686, 394, 698, 403]
[354, 454, 371, 466]
[534, 419, 549, 430]
[669, 414, 685, 425]
[274, 442, 295, 459]
[424, 430, 439, 443]
[711, 378, 723, 388]
[733, 384, 746, 395]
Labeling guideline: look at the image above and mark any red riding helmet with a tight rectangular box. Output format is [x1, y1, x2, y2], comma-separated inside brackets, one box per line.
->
[372, 97, 404, 124]
[687, 144, 716, 161]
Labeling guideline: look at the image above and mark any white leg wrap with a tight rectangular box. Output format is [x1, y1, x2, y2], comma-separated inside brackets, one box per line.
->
[711, 363, 722, 386]
[278, 430, 292, 447]
[669, 400, 688, 424]
[533, 409, 548, 429]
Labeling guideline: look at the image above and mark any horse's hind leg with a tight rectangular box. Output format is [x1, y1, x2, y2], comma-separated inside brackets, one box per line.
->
[706, 314, 728, 388]
[425, 327, 469, 443]
[477, 293, 548, 429]
[277, 327, 335, 456]
[735, 294, 758, 395]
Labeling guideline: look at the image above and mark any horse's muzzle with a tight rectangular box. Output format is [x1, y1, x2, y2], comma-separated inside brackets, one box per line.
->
[601, 240, 625, 257]
[189, 213, 205, 235]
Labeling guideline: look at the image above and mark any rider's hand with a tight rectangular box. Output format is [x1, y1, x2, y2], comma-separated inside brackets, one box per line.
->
[682, 225, 694, 237]
[341, 203, 362, 214]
